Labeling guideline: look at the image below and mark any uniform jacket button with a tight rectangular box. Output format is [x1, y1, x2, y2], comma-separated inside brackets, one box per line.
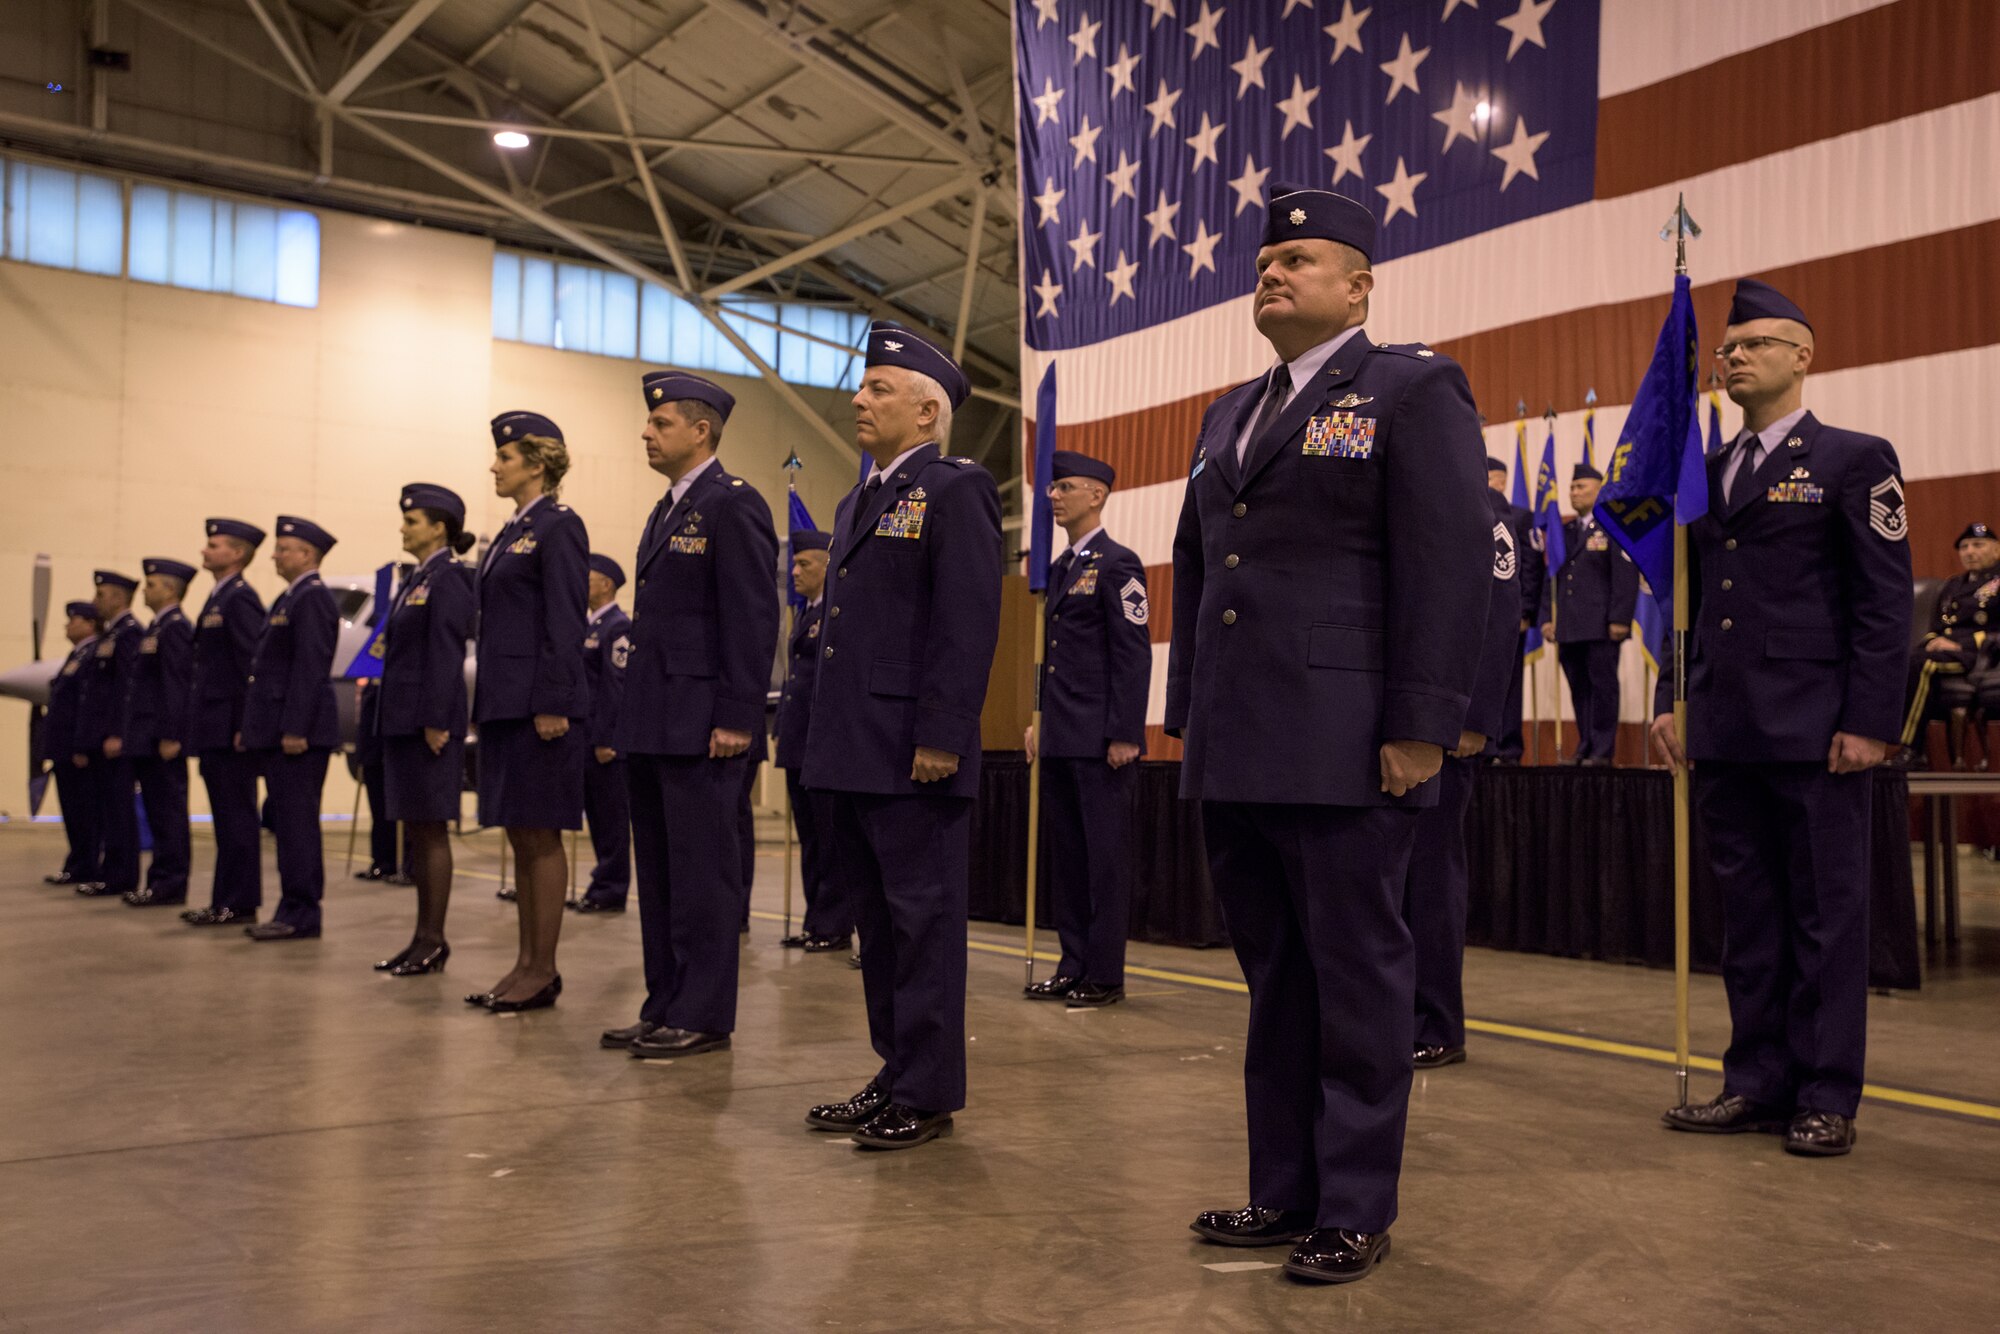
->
[824, 646, 835, 658]
[1724, 539, 1738, 551]
[1224, 554, 1240, 569]
[1720, 579, 1733, 591]
[1222, 610, 1237, 625]
[1232, 503, 1247, 518]
[830, 606, 840, 617]
[838, 567, 849, 577]
[1720, 618, 1734, 630]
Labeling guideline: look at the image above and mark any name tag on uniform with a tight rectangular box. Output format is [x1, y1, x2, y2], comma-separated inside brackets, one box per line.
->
[1585, 532, 1609, 552]
[508, 535, 538, 555]
[407, 586, 430, 606]
[876, 500, 927, 539]
[1070, 568, 1099, 596]
[1766, 481, 1825, 504]
[140, 637, 159, 655]
[669, 535, 708, 555]
[202, 612, 224, 628]
[96, 640, 116, 658]
[270, 613, 290, 626]
[1303, 413, 1375, 459]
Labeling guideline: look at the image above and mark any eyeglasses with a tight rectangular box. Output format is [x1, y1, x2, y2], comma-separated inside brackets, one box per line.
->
[1713, 335, 1803, 360]
[1045, 479, 1098, 497]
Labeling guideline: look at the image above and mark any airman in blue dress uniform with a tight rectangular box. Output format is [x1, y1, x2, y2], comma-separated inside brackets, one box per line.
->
[240, 517, 340, 941]
[1490, 457, 1544, 763]
[374, 483, 476, 977]
[470, 412, 590, 1013]
[799, 324, 1002, 1150]
[1169, 186, 1490, 1282]
[608, 373, 779, 1060]
[183, 519, 267, 927]
[42, 602, 103, 887]
[774, 530, 851, 952]
[1655, 279, 1912, 1158]
[72, 570, 144, 898]
[118, 558, 196, 907]
[1401, 481, 1524, 1066]
[1540, 464, 1639, 764]
[1021, 450, 1151, 1009]
[572, 553, 633, 914]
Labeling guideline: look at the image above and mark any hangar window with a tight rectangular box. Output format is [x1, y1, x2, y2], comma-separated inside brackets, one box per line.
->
[0, 156, 124, 277]
[127, 184, 320, 307]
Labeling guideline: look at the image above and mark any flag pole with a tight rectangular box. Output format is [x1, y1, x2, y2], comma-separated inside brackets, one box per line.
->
[1024, 592, 1048, 986]
[782, 457, 804, 940]
[781, 598, 796, 940]
[1667, 192, 1698, 1109]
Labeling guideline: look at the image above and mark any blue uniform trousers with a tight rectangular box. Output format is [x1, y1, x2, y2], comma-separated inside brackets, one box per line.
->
[1203, 800, 1417, 1234]
[582, 756, 632, 904]
[199, 750, 262, 914]
[786, 771, 850, 939]
[1497, 635, 1527, 761]
[261, 749, 329, 931]
[830, 791, 971, 1114]
[133, 755, 190, 898]
[1402, 756, 1474, 1050]
[629, 753, 746, 1035]
[1695, 761, 1871, 1118]
[1042, 756, 1135, 987]
[54, 762, 103, 880]
[95, 757, 141, 894]
[1558, 640, 1622, 760]
[738, 758, 761, 922]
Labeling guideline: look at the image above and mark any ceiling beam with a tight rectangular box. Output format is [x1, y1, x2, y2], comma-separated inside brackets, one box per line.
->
[241, 0, 318, 94]
[323, 0, 450, 105]
[556, 3, 706, 119]
[573, 0, 692, 292]
[701, 174, 971, 302]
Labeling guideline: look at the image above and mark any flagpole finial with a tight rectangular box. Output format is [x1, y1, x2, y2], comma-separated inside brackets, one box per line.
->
[1543, 404, 1556, 422]
[1515, 398, 1527, 420]
[1585, 387, 1597, 408]
[783, 448, 802, 473]
[1658, 192, 1702, 275]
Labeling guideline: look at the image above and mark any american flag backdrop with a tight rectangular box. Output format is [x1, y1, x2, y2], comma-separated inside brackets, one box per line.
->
[1015, 0, 2000, 758]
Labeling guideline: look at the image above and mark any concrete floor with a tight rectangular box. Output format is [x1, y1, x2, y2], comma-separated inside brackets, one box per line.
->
[3, 822, 1998, 1333]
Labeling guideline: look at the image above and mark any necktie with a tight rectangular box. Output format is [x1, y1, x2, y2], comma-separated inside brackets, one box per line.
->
[1050, 549, 1074, 594]
[1238, 366, 1292, 464]
[1729, 435, 1764, 506]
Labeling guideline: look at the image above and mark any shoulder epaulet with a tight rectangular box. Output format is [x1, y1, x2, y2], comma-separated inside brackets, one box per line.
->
[1375, 342, 1441, 361]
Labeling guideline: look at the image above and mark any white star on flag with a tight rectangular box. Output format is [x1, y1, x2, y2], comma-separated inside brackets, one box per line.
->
[1144, 78, 1183, 136]
[1069, 217, 1104, 271]
[1228, 153, 1270, 216]
[1182, 217, 1222, 276]
[1324, 1, 1371, 66]
[1275, 74, 1319, 139]
[1033, 176, 1066, 226]
[1496, 0, 1555, 60]
[1442, 0, 1477, 19]
[1185, 111, 1226, 171]
[1375, 155, 1427, 222]
[1282, 0, 1314, 16]
[1032, 77, 1065, 127]
[1432, 80, 1481, 152]
[1070, 114, 1102, 166]
[1146, 0, 1176, 26]
[1230, 35, 1272, 97]
[1491, 114, 1550, 189]
[1033, 268, 1064, 317]
[1069, 15, 1102, 65]
[1186, 1, 1225, 59]
[1033, 0, 1060, 29]
[1106, 250, 1140, 304]
[1105, 150, 1141, 204]
[1106, 43, 1141, 97]
[1144, 189, 1181, 245]
[1323, 119, 1372, 185]
[1379, 33, 1430, 104]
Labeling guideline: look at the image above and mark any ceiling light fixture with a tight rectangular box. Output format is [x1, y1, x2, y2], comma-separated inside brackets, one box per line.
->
[493, 128, 530, 150]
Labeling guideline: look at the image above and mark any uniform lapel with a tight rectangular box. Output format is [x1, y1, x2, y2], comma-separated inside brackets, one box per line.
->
[1723, 412, 1817, 524]
[1208, 376, 1266, 494]
[1238, 336, 1372, 493]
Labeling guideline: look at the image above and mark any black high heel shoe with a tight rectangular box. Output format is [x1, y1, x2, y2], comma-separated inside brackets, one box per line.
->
[464, 990, 496, 1007]
[389, 942, 449, 977]
[374, 942, 416, 972]
[486, 974, 562, 1013]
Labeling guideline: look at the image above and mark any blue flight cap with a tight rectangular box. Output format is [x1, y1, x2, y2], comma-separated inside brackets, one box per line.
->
[491, 410, 563, 446]
[276, 515, 337, 555]
[1263, 183, 1378, 262]
[66, 600, 99, 622]
[93, 569, 138, 592]
[864, 322, 969, 410]
[1726, 278, 1812, 333]
[207, 517, 265, 547]
[1050, 449, 1115, 488]
[1958, 522, 1995, 546]
[791, 530, 832, 553]
[1486, 456, 1509, 473]
[400, 482, 466, 526]
[1572, 462, 1604, 483]
[641, 371, 736, 424]
[143, 558, 197, 583]
[587, 553, 626, 588]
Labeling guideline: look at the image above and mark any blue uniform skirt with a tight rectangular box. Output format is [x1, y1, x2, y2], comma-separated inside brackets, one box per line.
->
[383, 732, 465, 824]
[476, 717, 585, 830]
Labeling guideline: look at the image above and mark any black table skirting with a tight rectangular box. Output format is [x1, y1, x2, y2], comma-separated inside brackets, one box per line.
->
[968, 757, 1922, 991]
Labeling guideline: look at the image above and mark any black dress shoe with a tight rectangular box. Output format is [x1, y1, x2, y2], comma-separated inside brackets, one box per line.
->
[779, 931, 812, 948]
[1189, 1206, 1315, 1247]
[74, 881, 120, 897]
[851, 1103, 952, 1150]
[388, 942, 449, 977]
[1066, 982, 1124, 1008]
[805, 1080, 890, 1131]
[246, 921, 320, 941]
[123, 888, 187, 907]
[183, 906, 252, 927]
[44, 871, 78, 885]
[629, 1027, 730, 1058]
[847, 953, 862, 970]
[1284, 1229, 1391, 1284]
[568, 897, 625, 914]
[1413, 1044, 1466, 1068]
[495, 886, 517, 902]
[383, 872, 415, 887]
[1784, 1110, 1856, 1157]
[374, 943, 416, 972]
[1661, 1093, 1789, 1135]
[354, 866, 387, 881]
[487, 975, 562, 1013]
[1023, 974, 1078, 1000]
[600, 1021, 660, 1050]
[804, 933, 852, 953]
